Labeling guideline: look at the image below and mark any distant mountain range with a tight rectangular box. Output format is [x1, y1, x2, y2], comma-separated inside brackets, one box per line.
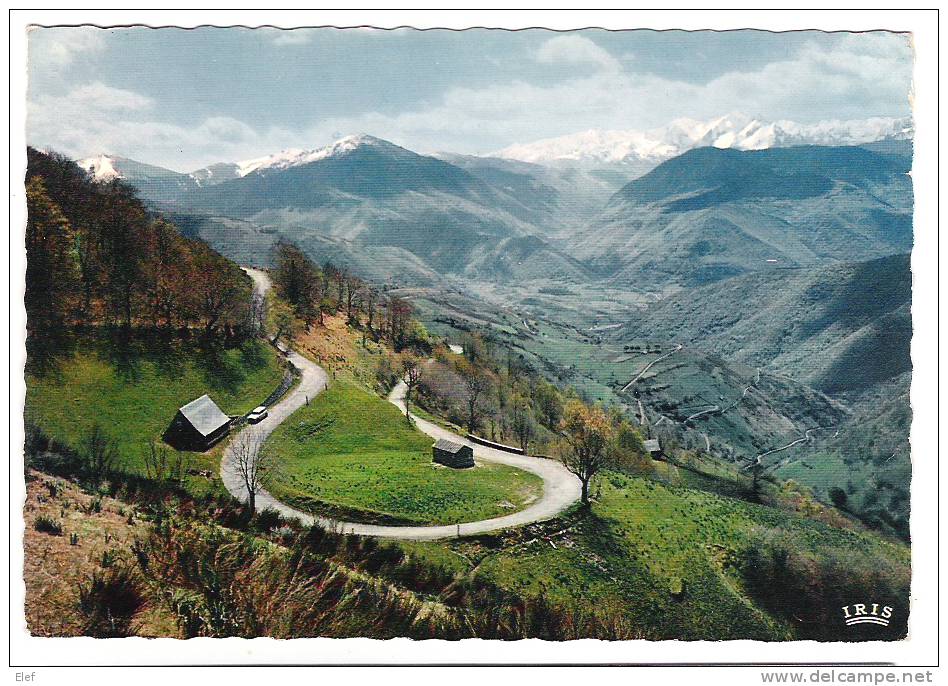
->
[572, 142, 913, 289]
[84, 135, 587, 284]
[492, 114, 913, 168]
[77, 154, 201, 203]
[76, 123, 913, 291]
[70, 124, 914, 540]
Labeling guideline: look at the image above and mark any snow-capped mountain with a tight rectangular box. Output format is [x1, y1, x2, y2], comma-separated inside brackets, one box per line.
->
[188, 162, 241, 187]
[237, 134, 386, 176]
[77, 154, 123, 181]
[188, 134, 391, 185]
[492, 114, 913, 167]
[76, 154, 201, 203]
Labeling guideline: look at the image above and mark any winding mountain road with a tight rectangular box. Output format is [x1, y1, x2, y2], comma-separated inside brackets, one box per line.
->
[620, 344, 683, 392]
[219, 268, 581, 540]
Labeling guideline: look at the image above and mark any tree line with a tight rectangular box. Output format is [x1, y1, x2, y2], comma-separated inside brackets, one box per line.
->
[25, 148, 253, 341]
[269, 241, 424, 353]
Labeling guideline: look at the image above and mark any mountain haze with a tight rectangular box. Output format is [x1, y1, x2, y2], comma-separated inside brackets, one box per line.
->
[572, 143, 912, 289]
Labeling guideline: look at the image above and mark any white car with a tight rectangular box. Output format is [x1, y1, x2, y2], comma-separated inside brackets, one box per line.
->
[247, 406, 269, 423]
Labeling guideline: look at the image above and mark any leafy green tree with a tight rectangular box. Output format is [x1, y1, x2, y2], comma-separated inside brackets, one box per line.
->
[273, 242, 321, 325]
[269, 299, 301, 347]
[534, 380, 563, 430]
[96, 181, 148, 328]
[192, 246, 251, 336]
[559, 401, 614, 505]
[25, 177, 78, 331]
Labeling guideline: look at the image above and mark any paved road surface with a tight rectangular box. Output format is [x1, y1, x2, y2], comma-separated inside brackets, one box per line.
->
[219, 268, 581, 540]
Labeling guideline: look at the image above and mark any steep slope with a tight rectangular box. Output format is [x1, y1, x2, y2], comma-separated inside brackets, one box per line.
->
[435, 153, 635, 231]
[621, 254, 912, 397]
[773, 371, 911, 540]
[172, 135, 584, 281]
[77, 154, 199, 203]
[613, 253, 912, 539]
[167, 211, 443, 286]
[573, 144, 912, 289]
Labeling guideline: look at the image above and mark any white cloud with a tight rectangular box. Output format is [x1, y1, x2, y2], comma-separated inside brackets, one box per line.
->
[535, 35, 622, 72]
[293, 32, 913, 155]
[57, 82, 153, 111]
[24, 32, 914, 169]
[27, 81, 297, 170]
[28, 26, 106, 67]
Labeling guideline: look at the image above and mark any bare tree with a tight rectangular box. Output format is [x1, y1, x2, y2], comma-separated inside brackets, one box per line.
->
[333, 267, 346, 313]
[363, 286, 378, 333]
[510, 396, 536, 454]
[458, 359, 489, 434]
[230, 429, 278, 515]
[401, 355, 423, 424]
[344, 273, 363, 325]
[249, 289, 268, 335]
[387, 296, 412, 351]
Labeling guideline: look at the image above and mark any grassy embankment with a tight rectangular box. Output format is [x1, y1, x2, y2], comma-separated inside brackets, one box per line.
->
[401, 469, 910, 641]
[25, 335, 285, 497]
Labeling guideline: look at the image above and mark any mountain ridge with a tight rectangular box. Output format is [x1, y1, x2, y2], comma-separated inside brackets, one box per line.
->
[570, 143, 912, 290]
[492, 114, 913, 168]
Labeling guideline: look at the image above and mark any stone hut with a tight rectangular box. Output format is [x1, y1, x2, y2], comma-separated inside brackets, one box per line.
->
[432, 439, 475, 469]
[164, 394, 232, 451]
[643, 438, 664, 460]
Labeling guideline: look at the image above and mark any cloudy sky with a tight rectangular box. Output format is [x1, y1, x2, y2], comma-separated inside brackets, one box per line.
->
[26, 26, 914, 172]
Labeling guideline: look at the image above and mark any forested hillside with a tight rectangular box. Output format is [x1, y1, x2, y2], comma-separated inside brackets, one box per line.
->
[26, 148, 254, 346]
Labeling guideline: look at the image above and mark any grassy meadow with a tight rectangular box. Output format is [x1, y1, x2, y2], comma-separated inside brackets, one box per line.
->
[263, 381, 544, 525]
[25, 334, 286, 494]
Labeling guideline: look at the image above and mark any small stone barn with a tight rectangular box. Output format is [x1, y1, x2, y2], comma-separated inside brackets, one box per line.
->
[432, 439, 475, 469]
[643, 438, 664, 460]
[164, 394, 232, 451]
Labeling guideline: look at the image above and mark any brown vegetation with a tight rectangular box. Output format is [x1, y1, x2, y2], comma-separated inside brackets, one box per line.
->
[22, 471, 173, 637]
[26, 148, 252, 342]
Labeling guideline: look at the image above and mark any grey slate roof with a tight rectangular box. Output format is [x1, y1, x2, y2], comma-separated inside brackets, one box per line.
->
[643, 439, 661, 453]
[178, 394, 230, 437]
[434, 438, 466, 454]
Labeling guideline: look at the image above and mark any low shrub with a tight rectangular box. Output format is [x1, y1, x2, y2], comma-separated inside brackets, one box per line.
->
[33, 515, 63, 536]
[77, 566, 147, 637]
[249, 507, 283, 533]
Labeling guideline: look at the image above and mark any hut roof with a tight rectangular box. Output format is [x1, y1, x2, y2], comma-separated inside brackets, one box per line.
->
[434, 438, 466, 454]
[643, 438, 661, 453]
[178, 395, 230, 437]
